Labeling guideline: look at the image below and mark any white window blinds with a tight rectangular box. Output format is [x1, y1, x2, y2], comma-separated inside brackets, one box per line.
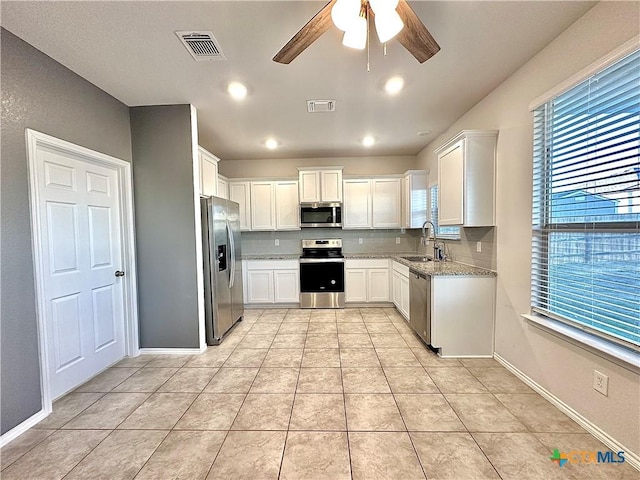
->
[531, 49, 640, 349]
[429, 185, 461, 239]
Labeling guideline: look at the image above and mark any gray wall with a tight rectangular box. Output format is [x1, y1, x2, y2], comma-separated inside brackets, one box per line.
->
[0, 28, 133, 434]
[130, 105, 200, 349]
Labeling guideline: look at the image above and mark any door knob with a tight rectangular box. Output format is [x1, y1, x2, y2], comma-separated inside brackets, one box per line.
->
[115, 270, 125, 277]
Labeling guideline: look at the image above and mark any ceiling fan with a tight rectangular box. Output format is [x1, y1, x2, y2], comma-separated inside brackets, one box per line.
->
[273, 0, 440, 64]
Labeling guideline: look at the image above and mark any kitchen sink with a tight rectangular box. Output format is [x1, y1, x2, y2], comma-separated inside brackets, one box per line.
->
[401, 256, 432, 262]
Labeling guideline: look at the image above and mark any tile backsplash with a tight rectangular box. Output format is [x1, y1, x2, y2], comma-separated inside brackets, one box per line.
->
[240, 227, 496, 271]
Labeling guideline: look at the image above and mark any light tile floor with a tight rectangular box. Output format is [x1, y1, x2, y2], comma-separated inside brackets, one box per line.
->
[1, 308, 637, 479]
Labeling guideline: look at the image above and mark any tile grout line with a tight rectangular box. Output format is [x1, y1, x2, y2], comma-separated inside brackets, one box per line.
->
[372, 308, 428, 480]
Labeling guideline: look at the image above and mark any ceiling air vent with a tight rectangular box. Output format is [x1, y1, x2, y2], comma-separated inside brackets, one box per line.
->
[175, 31, 226, 61]
[307, 100, 336, 113]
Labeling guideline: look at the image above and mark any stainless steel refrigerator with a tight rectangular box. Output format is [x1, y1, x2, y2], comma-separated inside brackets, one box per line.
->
[201, 196, 244, 345]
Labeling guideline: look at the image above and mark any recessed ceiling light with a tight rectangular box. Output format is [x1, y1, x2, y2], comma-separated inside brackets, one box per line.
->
[265, 138, 279, 150]
[417, 130, 431, 136]
[227, 81, 247, 100]
[384, 76, 404, 95]
[362, 135, 375, 147]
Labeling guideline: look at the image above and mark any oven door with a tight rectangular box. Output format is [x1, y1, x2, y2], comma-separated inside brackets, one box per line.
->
[299, 259, 345, 308]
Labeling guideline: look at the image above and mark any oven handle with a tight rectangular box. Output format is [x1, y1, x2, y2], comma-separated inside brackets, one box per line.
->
[299, 258, 345, 264]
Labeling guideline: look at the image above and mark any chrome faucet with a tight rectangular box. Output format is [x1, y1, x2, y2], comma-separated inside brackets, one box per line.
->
[421, 221, 442, 261]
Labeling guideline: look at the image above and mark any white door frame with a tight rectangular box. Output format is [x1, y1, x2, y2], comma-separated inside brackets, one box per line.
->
[26, 129, 139, 415]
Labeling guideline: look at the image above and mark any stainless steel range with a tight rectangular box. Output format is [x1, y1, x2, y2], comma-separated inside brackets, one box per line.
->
[299, 239, 345, 308]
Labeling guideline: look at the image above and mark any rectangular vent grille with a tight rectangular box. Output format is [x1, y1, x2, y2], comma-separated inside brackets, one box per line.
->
[175, 31, 226, 61]
[307, 100, 336, 113]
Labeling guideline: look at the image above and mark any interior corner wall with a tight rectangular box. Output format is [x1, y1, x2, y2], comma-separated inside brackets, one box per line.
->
[416, 2, 640, 456]
[130, 105, 200, 349]
[0, 28, 133, 434]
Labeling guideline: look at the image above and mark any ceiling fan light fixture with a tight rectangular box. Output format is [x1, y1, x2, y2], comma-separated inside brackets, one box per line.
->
[331, 0, 362, 32]
[369, 0, 399, 15]
[374, 8, 404, 43]
[342, 15, 367, 50]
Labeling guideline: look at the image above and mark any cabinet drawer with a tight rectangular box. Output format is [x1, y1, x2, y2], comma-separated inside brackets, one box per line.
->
[392, 261, 409, 277]
[346, 258, 389, 269]
[245, 260, 299, 270]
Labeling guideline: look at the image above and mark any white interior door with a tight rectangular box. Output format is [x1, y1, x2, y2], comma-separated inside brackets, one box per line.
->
[33, 144, 127, 399]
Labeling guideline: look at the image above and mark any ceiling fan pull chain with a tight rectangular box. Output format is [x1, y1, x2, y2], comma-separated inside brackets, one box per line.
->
[384, 42, 387, 56]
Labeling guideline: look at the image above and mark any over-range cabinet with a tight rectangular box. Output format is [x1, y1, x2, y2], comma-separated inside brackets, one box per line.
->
[201, 196, 244, 344]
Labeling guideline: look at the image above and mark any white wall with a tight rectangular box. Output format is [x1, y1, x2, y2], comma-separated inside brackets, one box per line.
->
[417, 2, 640, 457]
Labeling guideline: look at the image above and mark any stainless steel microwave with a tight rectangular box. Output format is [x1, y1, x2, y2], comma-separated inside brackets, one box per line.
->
[300, 202, 342, 228]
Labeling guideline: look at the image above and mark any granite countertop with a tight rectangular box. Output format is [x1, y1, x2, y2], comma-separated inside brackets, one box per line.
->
[242, 252, 495, 276]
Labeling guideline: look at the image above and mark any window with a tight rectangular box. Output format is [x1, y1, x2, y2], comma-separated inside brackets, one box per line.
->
[531, 49, 640, 350]
[429, 184, 461, 239]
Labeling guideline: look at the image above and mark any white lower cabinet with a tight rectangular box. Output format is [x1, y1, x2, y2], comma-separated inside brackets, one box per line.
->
[392, 261, 410, 321]
[243, 260, 299, 305]
[345, 259, 390, 303]
[431, 275, 495, 357]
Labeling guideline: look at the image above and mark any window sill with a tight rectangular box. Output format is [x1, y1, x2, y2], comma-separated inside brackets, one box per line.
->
[522, 313, 640, 372]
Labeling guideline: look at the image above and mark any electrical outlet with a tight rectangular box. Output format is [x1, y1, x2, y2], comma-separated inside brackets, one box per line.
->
[476, 241, 482, 252]
[396, 237, 401, 245]
[593, 370, 609, 396]
[400, 228, 406, 234]
[274, 239, 279, 246]
[358, 238, 363, 245]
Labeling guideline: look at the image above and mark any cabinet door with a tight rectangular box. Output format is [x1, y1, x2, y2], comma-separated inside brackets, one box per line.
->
[368, 268, 390, 302]
[400, 275, 410, 321]
[392, 270, 401, 308]
[343, 179, 371, 229]
[345, 269, 367, 302]
[217, 177, 228, 199]
[201, 156, 218, 197]
[321, 170, 343, 202]
[246, 270, 274, 303]
[228, 182, 251, 230]
[274, 269, 299, 303]
[299, 171, 321, 203]
[438, 141, 464, 225]
[275, 181, 300, 230]
[372, 178, 401, 228]
[250, 182, 276, 231]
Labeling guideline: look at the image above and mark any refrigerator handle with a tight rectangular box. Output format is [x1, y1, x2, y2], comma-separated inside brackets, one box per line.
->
[227, 220, 235, 288]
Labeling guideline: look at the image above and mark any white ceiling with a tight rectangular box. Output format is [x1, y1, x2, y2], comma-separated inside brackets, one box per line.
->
[1, 1, 595, 160]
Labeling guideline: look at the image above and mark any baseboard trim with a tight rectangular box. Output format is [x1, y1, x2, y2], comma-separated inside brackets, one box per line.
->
[0, 409, 48, 448]
[139, 346, 207, 355]
[494, 353, 640, 471]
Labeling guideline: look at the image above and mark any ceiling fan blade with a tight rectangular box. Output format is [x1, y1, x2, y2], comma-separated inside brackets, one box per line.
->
[395, 0, 440, 63]
[273, 0, 337, 64]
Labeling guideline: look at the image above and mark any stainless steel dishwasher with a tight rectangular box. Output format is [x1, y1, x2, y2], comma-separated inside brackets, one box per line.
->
[409, 270, 431, 345]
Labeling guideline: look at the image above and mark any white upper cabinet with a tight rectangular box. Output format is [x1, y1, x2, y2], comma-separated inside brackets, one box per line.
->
[228, 181, 251, 230]
[298, 167, 343, 203]
[343, 177, 402, 229]
[217, 175, 228, 199]
[198, 147, 219, 197]
[343, 179, 372, 229]
[250, 181, 276, 231]
[372, 178, 401, 228]
[403, 170, 428, 228]
[435, 130, 498, 226]
[275, 180, 300, 230]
